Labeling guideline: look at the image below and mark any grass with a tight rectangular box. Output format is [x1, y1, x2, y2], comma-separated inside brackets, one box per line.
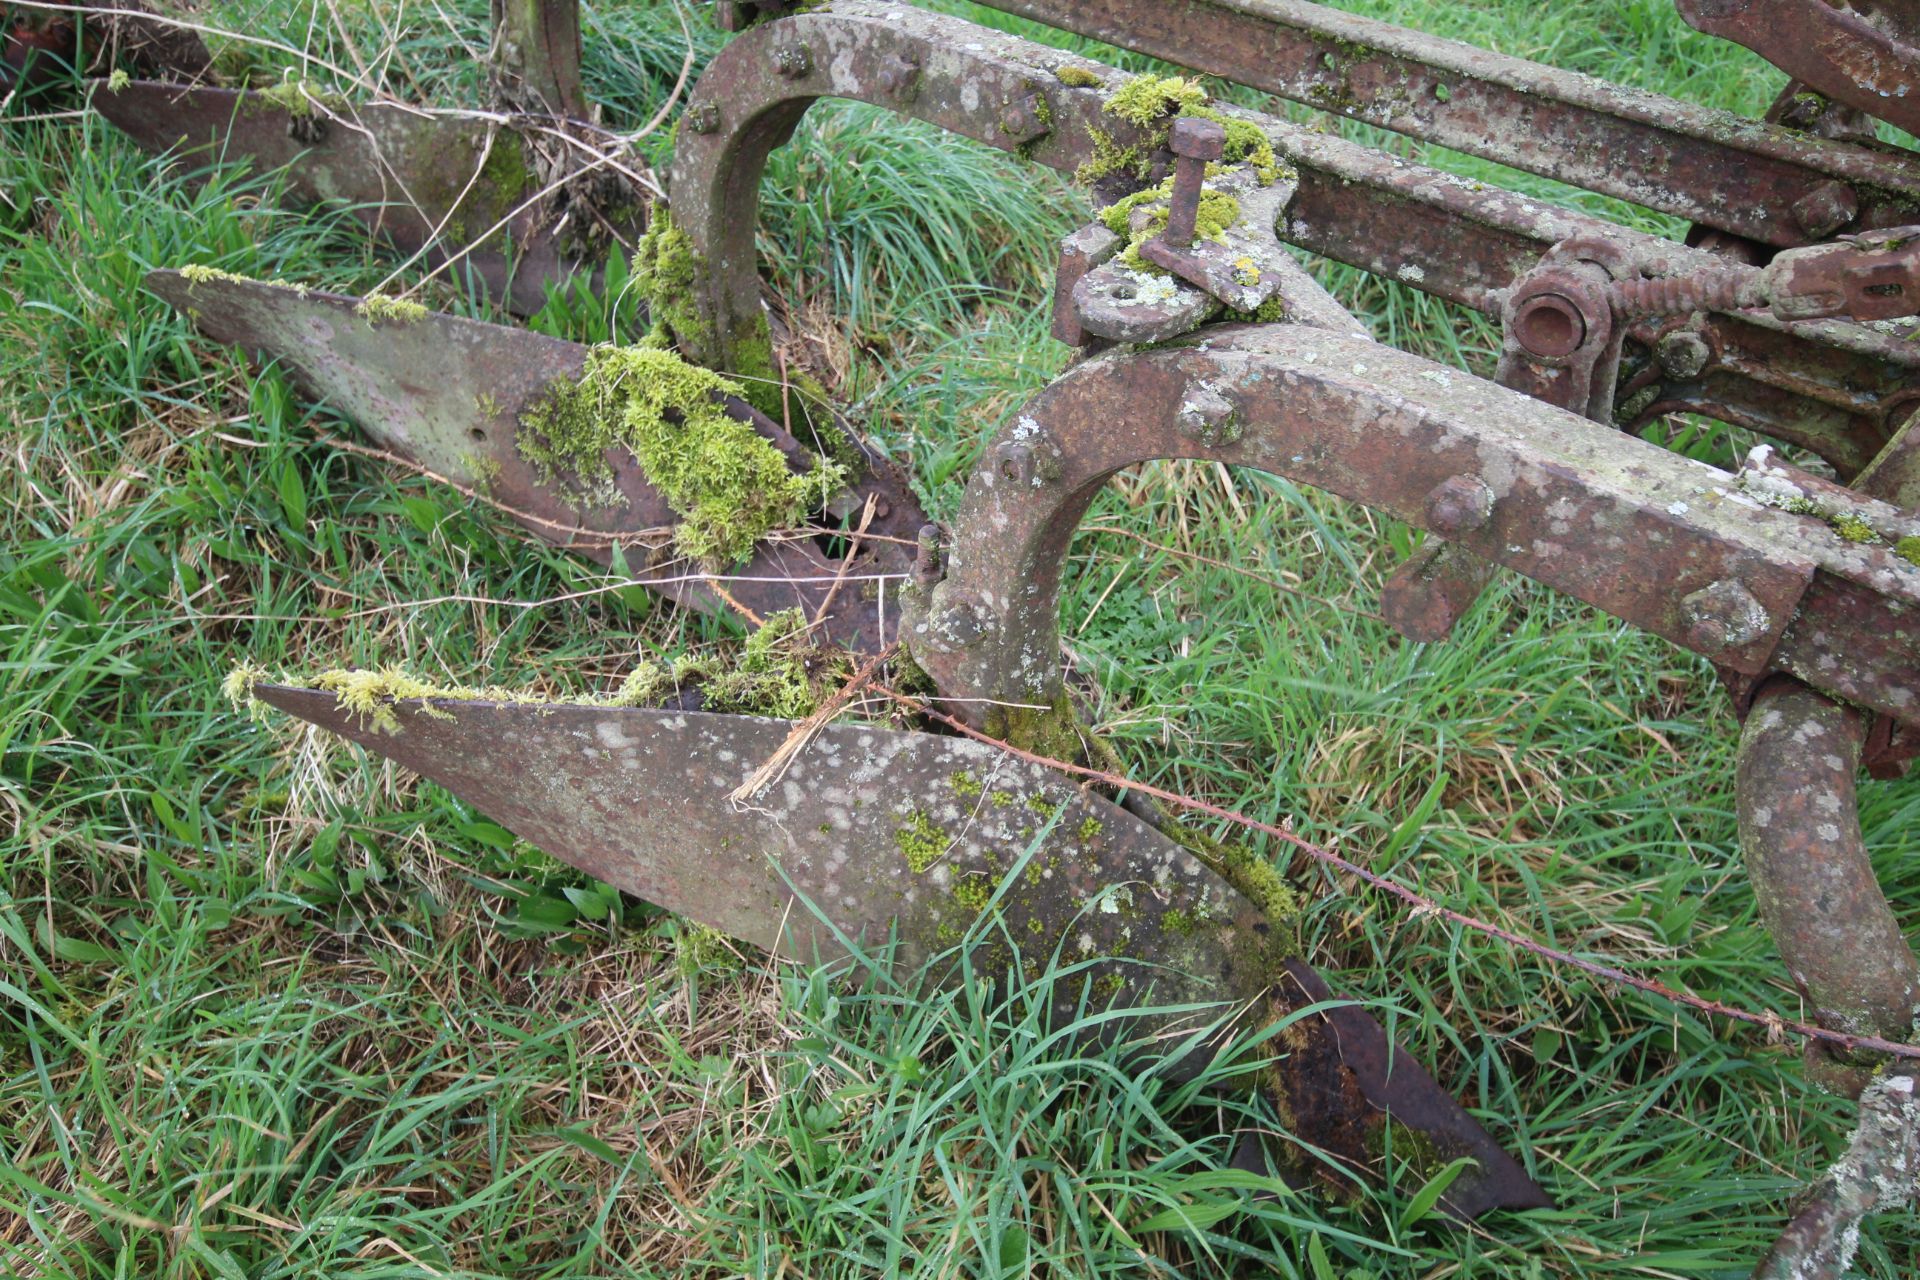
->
[3, 0, 1919, 1276]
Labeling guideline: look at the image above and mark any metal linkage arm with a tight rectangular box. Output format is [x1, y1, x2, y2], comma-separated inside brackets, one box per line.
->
[971, 0, 1920, 247]
[901, 326, 1920, 737]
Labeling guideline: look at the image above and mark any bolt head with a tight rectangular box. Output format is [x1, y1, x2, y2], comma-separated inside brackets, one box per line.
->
[878, 54, 922, 101]
[999, 93, 1052, 146]
[1681, 579, 1770, 654]
[686, 103, 720, 134]
[1176, 387, 1239, 446]
[1791, 180, 1859, 239]
[773, 44, 813, 78]
[1169, 116, 1227, 161]
[1655, 330, 1712, 381]
[1425, 475, 1494, 535]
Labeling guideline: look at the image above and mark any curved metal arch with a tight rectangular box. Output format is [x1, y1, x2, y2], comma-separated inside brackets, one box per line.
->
[898, 324, 1920, 731]
[666, 0, 1127, 376]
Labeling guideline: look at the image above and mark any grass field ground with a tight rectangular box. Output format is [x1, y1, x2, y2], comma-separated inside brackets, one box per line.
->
[4, 1, 1919, 1276]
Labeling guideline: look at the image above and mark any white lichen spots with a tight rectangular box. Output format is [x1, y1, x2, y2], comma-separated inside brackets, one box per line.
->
[1396, 262, 1426, 283]
[1667, 501, 1690, 516]
[1817, 823, 1844, 843]
[1418, 369, 1453, 388]
[595, 721, 635, 749]
[1752, 806, 1772, 829]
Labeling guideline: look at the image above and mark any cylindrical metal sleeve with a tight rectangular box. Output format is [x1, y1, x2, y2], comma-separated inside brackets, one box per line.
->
[1737, 679, 1920, 1052]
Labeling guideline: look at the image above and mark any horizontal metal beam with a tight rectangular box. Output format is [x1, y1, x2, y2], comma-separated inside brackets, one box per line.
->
[973, 0, 1920, 247]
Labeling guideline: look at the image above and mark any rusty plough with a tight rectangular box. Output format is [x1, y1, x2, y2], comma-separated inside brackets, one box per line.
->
[32, 0, 1920, 1271]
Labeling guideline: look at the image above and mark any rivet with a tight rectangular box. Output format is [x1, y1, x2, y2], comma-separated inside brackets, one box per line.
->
[685, 103, 721, 135]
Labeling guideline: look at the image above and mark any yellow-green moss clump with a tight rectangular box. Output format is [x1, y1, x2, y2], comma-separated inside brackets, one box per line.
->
[1080, 74, 1283, 186]
[1096, 177, 1242, 272]
[223, 662, 548, 735]
[245, 77, 347, 118]
[608, 609, 846, 718]
[1897, 536, 1920, 567]
[633, 208, 710, 356]
[355, 293, 428, 325]
[633, 209, 857, 470]
[1832, 513, 1879, 544]
[896, 810, 949, 873]
[1054, 66, 1103, 89]
[701, 608, 846, 718]
[517, 345, 848, 566]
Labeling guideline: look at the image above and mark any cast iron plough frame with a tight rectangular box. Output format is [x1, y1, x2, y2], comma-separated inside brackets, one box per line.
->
[22, 0, 1920, 1272]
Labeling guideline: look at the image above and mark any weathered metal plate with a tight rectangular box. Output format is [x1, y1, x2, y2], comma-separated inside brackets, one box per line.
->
[148, 270, 925, 652]
[97, 82, 575, 313]
[253, 685, 1551, 1218]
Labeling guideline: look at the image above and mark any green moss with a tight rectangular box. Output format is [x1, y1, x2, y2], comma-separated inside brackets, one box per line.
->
[636, 227, 858, 474]
[354, 293, 429, 325]
[1832, 514, 1880, 544]
[608, 661, 673, 709]
[1185, 105, 1283, 185]
[1161, 908, 1198, 937]
[633, 208, 713, 356]
[516, 344, 848, 566]
[179, 263, 251, 287]
[1106, 74, 1210, 126]
[1076, 815, 1103, 842]
[476, 138, 532, 210]
[984, 692, 1090, 764]
[1026, 792, 1064, 822]
[1085, 76, 1285, 188]
[896, 810, 948, 874]
[951, 877, 993, 913]
[988, 790, 1015, 809]
[106, 69, 130, 92]
[1096, 177, 1242, 273]
[1229, 296, 1289, 324]
[1896, 536, 1920, 566]
[225, 666, 539, 735]
[176, 265, 309, 296]
[1076, 127, 1149, 184]
[949, 771, 983, 799]
[1054, 66, 1103, 89]
[245, 77, 347, 118]
[699, 608, 846, 719]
